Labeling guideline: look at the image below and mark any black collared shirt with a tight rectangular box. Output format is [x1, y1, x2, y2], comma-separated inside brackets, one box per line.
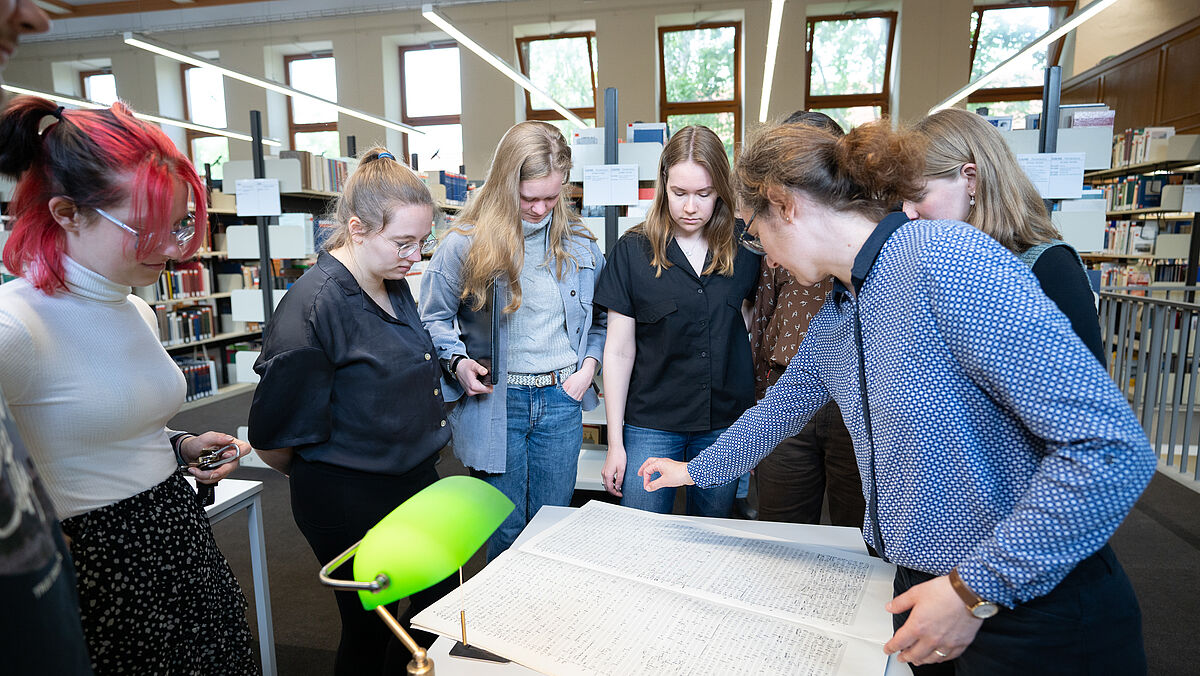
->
[248, 251, 450, 475]
[595, 231, 760, 432]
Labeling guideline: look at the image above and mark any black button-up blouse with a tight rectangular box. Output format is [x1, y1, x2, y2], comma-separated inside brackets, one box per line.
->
[595, 230, 760, 432]
[248, 252, 450, 474]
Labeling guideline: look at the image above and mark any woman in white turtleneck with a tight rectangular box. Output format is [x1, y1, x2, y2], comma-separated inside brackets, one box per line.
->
[420, 121, 606, 560]
[0, 98, 256, 673]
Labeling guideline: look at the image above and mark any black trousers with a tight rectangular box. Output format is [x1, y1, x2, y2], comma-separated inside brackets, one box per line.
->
[894, 544, 1146, 676]
[290, 454, 456, 676]
[755, 401, 864, 527]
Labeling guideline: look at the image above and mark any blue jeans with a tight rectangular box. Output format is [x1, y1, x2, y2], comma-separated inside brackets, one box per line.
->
[476, 384, 583, 560]
[620, 424, 737, 517]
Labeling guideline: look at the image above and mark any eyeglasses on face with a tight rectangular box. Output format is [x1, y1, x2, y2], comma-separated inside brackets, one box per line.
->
[396, 234, 438, 259]
[735, 212, 765, 255]
[93, 207, 196, 249]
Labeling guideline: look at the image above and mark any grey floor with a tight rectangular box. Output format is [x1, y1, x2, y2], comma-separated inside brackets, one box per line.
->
[174, 393, 1200, 675]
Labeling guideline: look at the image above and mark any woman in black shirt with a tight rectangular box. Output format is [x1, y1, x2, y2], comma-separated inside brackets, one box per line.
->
[248, 148, 451, 675]
[905, 108, 1105, 364]
[595, 126, 759, 516]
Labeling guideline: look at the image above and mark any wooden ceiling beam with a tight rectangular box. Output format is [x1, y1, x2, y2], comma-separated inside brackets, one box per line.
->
[55, 0, 267, 19]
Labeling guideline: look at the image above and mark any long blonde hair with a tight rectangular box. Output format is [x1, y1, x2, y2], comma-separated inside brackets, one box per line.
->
[633, 125, 737, 277]
[454, 121, 592, 312]
[912, 108, 1059, 253]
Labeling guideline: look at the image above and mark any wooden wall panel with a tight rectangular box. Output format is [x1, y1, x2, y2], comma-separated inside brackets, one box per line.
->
[1062, 74, 1102, 105]
[1159, 27, 1200, 131]
[1101, 51, 1160, 132]
[1063, 16, 1200, 133]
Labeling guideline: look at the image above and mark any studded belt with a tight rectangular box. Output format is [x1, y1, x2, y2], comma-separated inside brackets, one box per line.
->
[507, 364, 577, 387]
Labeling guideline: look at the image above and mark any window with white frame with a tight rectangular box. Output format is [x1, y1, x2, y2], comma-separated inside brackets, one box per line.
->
[399, 45, 463, 173]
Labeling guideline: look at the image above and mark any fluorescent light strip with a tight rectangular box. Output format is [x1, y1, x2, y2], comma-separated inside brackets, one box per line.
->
[0, 83, 282, 146]
[32, 1, 72, 15]
[421, 4, 588, 128]
[123, 33, 423, 136]
[931, 0, 1121, 113]
[759, 0, 786, 123]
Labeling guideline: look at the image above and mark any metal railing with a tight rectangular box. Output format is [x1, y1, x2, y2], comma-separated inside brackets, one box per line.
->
[1100, 287, 1200, 481]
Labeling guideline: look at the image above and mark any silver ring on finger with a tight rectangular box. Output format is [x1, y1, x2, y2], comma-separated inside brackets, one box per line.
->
[933, 649, 948, 658]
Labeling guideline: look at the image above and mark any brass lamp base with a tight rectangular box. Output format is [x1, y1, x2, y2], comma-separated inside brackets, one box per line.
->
[374, 606, 434, 676]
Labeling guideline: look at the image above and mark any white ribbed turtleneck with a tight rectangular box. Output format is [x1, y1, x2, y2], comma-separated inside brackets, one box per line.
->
[0, 256, 185, 518]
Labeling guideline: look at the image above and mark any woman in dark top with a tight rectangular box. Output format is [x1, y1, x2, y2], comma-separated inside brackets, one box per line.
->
[248, 148, 452, 675]
[906, 108, 1105, 364]
[595, 125, 759, 516]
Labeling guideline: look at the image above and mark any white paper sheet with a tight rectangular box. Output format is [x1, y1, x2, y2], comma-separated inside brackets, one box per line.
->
[1016, 152, 1085, 199]
[415, 551, 887, 676]
[235, 178, 282, 217]
[582, 164, 639, 206]
[413, 502, 896, 676]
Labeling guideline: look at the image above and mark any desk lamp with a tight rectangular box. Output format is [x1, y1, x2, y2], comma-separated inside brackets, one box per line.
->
[318, 475, 514, 676]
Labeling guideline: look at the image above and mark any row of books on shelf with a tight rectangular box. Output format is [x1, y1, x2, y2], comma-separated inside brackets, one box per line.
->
[153, 303, 216, 347]
[433, 170, 469, 203]
[1101, 174, 1171, 211]
[173, 357, 218, 402]
[1113, 127, 1174, 167]
[1096, 261, 1192, 289]
[154, 261, 212, 300]
[1098, 263, 1153, 290]
[1102, 219, 1195, 257]
[1104, 221, 1160, 256]
[279, 150, 354, 193]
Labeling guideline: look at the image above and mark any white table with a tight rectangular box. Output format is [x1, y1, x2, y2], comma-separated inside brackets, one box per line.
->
[186, 477, 277, 676]
[429, 506, 911, 676]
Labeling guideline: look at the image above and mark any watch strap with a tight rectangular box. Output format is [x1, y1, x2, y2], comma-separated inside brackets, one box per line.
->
[949, 568, 987, 609]
[169, 432, 195, 468]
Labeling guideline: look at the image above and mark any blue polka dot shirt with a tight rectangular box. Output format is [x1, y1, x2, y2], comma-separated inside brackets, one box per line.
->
[688, 213, 1156, 607]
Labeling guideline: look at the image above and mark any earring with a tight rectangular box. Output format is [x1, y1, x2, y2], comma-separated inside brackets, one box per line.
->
[969, 194, 976, 207]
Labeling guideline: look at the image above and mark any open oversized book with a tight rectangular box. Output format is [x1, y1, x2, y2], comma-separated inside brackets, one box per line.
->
[413, 501, 898, 676]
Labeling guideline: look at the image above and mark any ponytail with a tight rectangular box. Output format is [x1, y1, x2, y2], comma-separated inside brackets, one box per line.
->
[0, 95, 61, 176]
[737, 119, 926, 223]
[322, 146, 434, 252]
[0, 97, 207, 294]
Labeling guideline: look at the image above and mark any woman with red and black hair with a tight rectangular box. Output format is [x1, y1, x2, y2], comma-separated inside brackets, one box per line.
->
[0, 97, 257, 674]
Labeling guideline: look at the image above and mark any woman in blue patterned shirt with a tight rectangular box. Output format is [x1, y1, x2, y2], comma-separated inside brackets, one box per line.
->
[638, 121, 1154, 674]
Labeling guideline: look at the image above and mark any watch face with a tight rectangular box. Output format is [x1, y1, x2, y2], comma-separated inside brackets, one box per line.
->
[972, 602, 1000, 619]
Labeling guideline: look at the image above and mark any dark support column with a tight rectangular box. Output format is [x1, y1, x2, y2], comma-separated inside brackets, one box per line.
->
[250, 110, 275, 329]
[603, 87, 619, 255]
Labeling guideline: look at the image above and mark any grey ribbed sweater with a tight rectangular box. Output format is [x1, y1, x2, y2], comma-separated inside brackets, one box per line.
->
[507, 216, 576, 374]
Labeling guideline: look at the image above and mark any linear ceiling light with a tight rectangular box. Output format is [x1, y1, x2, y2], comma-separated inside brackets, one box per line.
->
[421, 4, 588, 128]
[0, 83, 282, 146]
[759, 0, 786, 123]
[931, 0, 1121, 113]
[32, 1, 73, 15]
[123, 32, 423, 136]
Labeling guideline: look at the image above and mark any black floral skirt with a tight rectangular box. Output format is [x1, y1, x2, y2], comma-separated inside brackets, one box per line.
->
[61, 471, 257, 675]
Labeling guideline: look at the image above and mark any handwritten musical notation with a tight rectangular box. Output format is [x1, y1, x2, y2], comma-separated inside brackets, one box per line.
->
[412, 501, 896, 676]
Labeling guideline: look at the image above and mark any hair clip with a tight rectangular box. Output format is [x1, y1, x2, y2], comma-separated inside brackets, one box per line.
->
[375, 152, 396, 161]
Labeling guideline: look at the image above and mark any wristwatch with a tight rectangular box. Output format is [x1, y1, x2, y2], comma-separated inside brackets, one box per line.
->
[949, 568, 999, 619]
[441, 354, 467, 379]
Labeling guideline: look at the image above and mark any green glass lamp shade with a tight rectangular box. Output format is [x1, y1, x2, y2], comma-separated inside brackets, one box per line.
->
[352, 475, 514, 610]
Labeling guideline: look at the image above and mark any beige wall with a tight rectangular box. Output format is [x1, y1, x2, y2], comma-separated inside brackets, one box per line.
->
[6, 0, 1193, 178]
[1069, 0, 1200, 77]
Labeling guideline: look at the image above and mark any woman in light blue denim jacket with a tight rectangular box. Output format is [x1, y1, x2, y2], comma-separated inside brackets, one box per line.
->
[420, 121, 606, 559]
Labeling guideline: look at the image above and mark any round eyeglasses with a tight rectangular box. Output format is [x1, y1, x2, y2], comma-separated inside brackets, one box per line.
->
[735, 213, 765, 255]
[397, 235, 438, 259]
[93, 207, 196, 249]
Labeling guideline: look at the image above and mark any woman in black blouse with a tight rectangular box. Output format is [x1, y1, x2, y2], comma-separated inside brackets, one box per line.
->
[595, 126, 759, 516]
[905, 108, 1105, 364]
[247, 149, 451, 675]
